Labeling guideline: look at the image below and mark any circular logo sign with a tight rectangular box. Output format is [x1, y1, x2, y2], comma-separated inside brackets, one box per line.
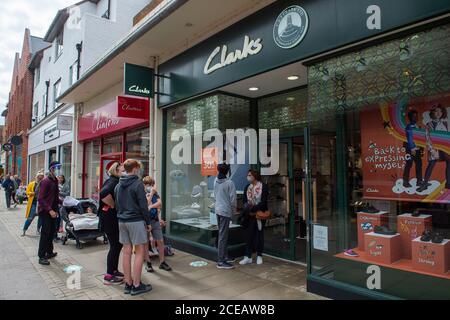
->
[273, 5, 309, 49]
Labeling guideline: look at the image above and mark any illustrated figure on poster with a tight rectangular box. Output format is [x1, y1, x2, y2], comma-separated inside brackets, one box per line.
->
[402, 110, 424, 189]
[417, 103, 450, 192]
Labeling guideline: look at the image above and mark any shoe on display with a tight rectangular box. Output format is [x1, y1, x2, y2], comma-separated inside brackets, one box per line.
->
[103, 274, 124, 285]
[344, 249, 359, 257]
[374, 225, 396, 235]
[432, 232, 444, 244]
[420, 230, 432, 242]
[411, 210, 421, 217]
[239, 257, 252, 265]
[124, 283, 133, 295]
[256, 256, 263, 265]
[191, 202, 201, 209]
[191, 185, 202, 198]
[159, 261, 172, 271]
[217, 262, 235, 269]
[131, 283, 153, 296]
[360, 203, 380, 213]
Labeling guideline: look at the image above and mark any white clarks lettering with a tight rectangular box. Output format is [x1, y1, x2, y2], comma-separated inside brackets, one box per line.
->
[128, 85, 150, 95]
[92, 113, 120, 134]
[203, 35, 263, 75]
[366, 5, 381, 30]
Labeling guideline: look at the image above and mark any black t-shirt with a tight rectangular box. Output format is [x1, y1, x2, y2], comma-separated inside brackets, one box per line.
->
[99, 176, 119, 213]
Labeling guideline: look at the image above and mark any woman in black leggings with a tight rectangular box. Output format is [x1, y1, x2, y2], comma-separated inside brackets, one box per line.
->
[99, 161, 124, 285]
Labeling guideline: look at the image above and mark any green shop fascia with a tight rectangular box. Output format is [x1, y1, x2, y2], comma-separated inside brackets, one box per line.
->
[156, 0, 450, 300]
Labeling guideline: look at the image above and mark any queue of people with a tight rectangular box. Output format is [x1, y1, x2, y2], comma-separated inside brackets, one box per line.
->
[3, 158, 269, 297]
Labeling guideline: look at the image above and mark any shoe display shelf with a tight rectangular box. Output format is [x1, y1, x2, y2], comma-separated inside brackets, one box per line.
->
[412, 237, 450, 275]
[364, 232, 402, 264]
[397, 213, 433, 259]
[357, 211, 389, 250]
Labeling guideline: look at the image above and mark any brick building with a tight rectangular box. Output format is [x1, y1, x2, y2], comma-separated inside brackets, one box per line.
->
[4, 29, 48, 182]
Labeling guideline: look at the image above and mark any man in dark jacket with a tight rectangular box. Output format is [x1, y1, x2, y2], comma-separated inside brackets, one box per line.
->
[37, 161, 61, 265]
[115, 159, 152, 296]
[2, 175, 14, 209]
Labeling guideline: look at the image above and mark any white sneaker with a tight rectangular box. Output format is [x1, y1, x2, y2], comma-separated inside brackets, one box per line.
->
[256, 256, 263, 265]
[239, 257, 252, 265]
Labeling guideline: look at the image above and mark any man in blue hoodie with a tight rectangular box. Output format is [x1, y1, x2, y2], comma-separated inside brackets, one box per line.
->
[214, 163, 237, 269]
[115, 159, 152, 296]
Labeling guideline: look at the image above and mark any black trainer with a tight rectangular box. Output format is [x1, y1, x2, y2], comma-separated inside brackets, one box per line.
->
[159, 261, 172, 271]
[103, 275, 124, 285]
[374, 225, 396, 235]
[145, 261, 154, 273]
[131, 283, 152, 296]
[403, 181, 413, 188]
[39, 258, 50, 266]
[217, 262, 235, 269]
[420, 230, 432, 242]
[361, 203, 380, 213]
[46, 252, 57, 259]
[432, 232, 444, 244]
[124, 283, 133, 294]
[411, 210, 421, 217]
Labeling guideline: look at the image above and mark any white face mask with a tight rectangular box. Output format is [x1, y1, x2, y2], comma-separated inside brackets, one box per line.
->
[247, 176, 255, 183]
[146, 186, 153, 194]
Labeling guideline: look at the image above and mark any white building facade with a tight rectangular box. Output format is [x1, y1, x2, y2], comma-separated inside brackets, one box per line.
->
[27, 0, 149, 187]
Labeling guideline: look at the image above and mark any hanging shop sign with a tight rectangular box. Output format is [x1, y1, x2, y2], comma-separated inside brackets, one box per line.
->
[44, 125, 60, 143]
[124, 63, 154, 98]
[10, 135, 23, 146]
[57, 115, 73, 131]
[78, 96, 149, 141]
[2, 143, 12, 152]
[361, 95, 450, 204]
[158, 0, 450, 106]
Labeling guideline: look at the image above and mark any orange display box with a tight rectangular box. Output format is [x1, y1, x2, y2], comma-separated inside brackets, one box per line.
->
[357, 211, 389, 250]
[364, 232, 402, 264]
[412, 238, 450, 275]
[398, 214, 432, 259]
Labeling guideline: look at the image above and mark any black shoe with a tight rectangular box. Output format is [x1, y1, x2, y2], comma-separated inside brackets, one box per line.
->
[361, 203, 380, 213]
[131, 283, 152, 296]
[403, 182, 413, 188]
[145, 261, 154, 273]
[420, 230, 432, 242]
[124, 283, 133, 294]
[159, 261, 172, 271]
[46, 252, 57, 259]
[417, 185, 429, 192]
[374, 225, 396, 235]
[39, 258, 50, 266]
[432, 232, 444, 244]
[411, 210, 421, 217]
[113, 271, 124, 279]
[217, 262, 235, 269]
[103, 275, 124, 285]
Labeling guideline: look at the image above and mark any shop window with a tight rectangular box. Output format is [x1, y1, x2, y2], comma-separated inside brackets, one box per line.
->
[164, 94, 250, 250]
[307, 24, 450, 299]
[84, 140, 101, 201]
[59, 143, 72, 191]
[126, 128, 150, 177]
[103, 134, 122, 154]
[53, 79, 61, 111]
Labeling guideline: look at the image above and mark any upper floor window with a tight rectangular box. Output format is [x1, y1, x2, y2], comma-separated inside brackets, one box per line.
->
[32, 102, 39, 126]
[35, 65, 40, 87]
[101, 0, 111, 19]
[53, 79, 62, 110]
[55, 31, 64, 60]
[69, 60, 78, 86]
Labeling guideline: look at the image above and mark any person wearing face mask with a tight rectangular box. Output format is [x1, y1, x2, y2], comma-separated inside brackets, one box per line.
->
[37, 161, 62, 265]
[98, 161, 125, 285]
[239, 170, 269, 266]
[142, 176, 172, 272]
[21, 171, 45, 236]
[115, 159, 152, 296]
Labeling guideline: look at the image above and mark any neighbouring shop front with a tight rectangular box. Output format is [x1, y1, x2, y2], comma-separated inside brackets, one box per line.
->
[156, 0, 450, 299]
[78, 95, 150, 201]
[28, 106, 74, 184]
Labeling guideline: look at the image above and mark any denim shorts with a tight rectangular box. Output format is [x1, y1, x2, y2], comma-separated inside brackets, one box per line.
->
[118, 221, 148, 245]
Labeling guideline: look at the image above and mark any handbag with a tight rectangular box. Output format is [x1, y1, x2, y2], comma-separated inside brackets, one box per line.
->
[256, 210, 271, 220]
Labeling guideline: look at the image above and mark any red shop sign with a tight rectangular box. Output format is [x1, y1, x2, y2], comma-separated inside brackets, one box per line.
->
[78, 96, 150, 141]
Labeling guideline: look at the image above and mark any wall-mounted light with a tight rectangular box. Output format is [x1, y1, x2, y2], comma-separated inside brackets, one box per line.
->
[287, 75, 299, 81]
[249, 87, 259, 91]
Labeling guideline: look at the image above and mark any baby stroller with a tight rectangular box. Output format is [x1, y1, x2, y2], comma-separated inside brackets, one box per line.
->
[60, 198, 108, 249]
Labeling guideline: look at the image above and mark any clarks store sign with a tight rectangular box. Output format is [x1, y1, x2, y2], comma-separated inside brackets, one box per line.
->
[78, 96, 149, 141]
[124, 63, 154, 98]
[159, 0, 450, 107]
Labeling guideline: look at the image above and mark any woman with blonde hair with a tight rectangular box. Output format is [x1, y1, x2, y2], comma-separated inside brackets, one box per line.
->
[99, 161, 125, 285]
[22, 171, 45, 236]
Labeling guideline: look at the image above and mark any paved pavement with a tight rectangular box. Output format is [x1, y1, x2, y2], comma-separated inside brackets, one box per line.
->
[0, 191, 325, 300]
